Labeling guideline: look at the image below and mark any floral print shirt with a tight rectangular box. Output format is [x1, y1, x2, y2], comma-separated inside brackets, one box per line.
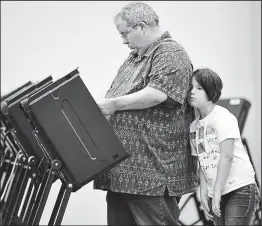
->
[94, 32, 199, 196]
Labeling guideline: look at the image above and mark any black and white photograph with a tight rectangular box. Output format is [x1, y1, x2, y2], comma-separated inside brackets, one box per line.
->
[1, 1, 261, 225]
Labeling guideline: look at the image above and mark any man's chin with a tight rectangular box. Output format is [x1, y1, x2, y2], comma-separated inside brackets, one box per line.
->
[131, 48, 138, 53]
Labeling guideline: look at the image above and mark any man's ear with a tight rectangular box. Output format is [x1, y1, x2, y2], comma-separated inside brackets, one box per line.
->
[137, 21, 147, 30]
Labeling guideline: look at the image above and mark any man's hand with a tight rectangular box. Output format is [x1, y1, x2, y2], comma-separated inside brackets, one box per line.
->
[200, 191, 213, 221]
[97, 98, 116, 116]
[212, 190, 221, 217]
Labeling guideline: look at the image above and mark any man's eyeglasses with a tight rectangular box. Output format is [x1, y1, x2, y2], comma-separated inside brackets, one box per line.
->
[121, 28, 134, 39]
[120, 22, 146, 39]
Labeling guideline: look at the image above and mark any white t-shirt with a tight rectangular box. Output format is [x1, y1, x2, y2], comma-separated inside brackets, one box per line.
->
[190, 105, 255, 198]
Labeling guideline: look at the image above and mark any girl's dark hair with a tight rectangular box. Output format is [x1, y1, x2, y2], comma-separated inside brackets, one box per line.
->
[192, 68, 223, 103]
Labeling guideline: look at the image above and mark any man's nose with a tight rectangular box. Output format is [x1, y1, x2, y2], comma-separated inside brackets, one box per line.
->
[123, 39, 128, 45]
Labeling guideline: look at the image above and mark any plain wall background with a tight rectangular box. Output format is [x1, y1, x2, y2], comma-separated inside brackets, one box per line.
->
[1, 1, 261, 225]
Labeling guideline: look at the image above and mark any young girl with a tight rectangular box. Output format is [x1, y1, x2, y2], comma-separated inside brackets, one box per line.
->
[188, 68, 260, 225]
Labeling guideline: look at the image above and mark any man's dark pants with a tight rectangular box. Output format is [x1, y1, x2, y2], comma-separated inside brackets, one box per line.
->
[107, 188, 181, 225]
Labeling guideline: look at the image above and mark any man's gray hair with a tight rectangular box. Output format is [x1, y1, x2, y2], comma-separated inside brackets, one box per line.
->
[114, 2, 159, 27]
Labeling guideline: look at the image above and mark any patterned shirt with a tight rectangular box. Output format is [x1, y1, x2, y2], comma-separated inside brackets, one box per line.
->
[94, 31, 199, 196]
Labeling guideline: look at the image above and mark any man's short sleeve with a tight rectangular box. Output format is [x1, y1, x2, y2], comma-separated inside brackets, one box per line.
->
[147, 48, 192, 105]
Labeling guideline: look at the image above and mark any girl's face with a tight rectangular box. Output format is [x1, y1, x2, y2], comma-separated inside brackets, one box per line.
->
[188, 76, 210, 109]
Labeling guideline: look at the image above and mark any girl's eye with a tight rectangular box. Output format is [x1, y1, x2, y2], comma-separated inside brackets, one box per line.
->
[197, 87, 202, 90]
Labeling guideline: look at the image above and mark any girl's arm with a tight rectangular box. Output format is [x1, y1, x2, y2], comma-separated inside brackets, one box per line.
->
[199, 165, 208, 196]
[212, 138, 234, 217]
[214, 138, 234, 194]
[199, 165, 213, 220]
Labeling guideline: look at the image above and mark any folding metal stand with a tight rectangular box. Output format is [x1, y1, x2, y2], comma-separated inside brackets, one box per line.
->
[6, 157, 30, 225]
[48, 178, 73, 225]
[18, 156, 39, 224]
[2, 153, 26, 225]
[22, 158, 73, 226]
[30, 160, 68, 225]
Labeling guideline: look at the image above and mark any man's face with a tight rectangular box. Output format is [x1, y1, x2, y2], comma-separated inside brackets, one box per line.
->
[115, 17, 145, 53]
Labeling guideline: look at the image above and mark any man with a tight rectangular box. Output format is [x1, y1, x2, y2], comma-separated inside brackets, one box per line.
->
[94, 2, 199, 225]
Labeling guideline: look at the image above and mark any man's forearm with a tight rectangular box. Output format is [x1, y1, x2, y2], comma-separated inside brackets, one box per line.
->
[113, 86, 167, 111]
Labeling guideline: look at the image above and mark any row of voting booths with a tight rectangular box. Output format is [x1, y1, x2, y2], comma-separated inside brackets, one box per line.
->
[0, 69, 129, 225]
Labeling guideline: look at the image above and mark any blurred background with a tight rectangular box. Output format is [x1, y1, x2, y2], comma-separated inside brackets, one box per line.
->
[1, 1, 261, 225]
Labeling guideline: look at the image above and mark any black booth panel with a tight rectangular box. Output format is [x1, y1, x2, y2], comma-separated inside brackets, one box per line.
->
[1, 76, 53, 160]
[1, 81, 32, 102]
[28, 75, 129, 188]
[7, 103, 44, 159]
